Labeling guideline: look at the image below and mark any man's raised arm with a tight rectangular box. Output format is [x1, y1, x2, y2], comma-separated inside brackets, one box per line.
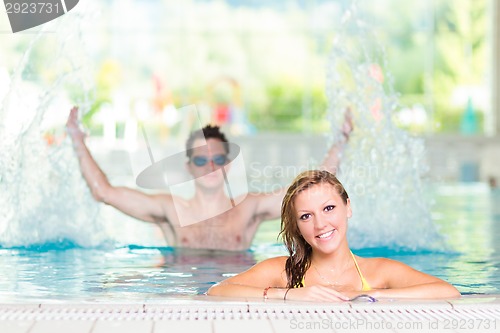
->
[320, 108, 353, 171]
[66, 106, 171, 224]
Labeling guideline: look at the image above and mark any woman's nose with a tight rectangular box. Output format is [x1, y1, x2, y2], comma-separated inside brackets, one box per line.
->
[313, 213, 327, 229]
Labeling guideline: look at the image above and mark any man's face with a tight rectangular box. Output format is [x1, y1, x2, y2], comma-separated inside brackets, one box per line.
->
[187, 138, 229, 189]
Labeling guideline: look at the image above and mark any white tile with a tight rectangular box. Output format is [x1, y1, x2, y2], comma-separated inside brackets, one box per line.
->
[39, 304, 145, 311]
[213, 319, 273, 333]
[31, 320, 94, 333]
[92, 320, 153, 333]
[0, 321, 34, 333]
[0, 304, 41, 310]
[348, 298, 452, 310]
[447, 294, 500, 307]
[248, 300, 352, 312]
[271, 318, 334, 332]
[154, 320, 213, 333]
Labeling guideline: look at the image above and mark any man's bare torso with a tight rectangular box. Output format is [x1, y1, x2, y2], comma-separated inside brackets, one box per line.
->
[157, 194, 274, 251]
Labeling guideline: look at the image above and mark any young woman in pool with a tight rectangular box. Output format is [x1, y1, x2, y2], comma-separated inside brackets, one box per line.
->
[208, 170, 460, 301]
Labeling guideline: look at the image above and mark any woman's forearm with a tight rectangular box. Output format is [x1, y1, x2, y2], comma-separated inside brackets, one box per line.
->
[207, 283, 289, 300]
[368, 282, 460, 299]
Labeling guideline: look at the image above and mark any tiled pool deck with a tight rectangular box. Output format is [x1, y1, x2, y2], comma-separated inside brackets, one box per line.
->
[1, 295, 499, 332]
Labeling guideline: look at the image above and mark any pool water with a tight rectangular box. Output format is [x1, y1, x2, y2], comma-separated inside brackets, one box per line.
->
[0, 246, 261, 302]
[0, 184, 499, 302]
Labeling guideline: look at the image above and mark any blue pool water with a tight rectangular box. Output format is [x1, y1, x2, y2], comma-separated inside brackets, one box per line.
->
[0, 183, 499, 302]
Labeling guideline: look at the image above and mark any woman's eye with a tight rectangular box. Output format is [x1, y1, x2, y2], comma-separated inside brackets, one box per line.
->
[325, 205, 335, 212]
[299, 213, 311, 220]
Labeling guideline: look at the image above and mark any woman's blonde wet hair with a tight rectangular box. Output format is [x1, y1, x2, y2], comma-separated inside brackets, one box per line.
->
[278, 169, 349, 288]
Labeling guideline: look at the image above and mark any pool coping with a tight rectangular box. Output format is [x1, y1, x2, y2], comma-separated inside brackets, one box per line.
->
[1, 296, 499, 333]
[1, 294, 499, 317]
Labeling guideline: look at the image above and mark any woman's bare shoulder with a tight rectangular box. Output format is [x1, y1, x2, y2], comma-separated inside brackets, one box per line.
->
[259, 256, 288, 267]
[222, 256, 288, 280]
[358, 256, 401, 269]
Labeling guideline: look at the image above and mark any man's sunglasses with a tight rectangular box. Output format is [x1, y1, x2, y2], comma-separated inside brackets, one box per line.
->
[191, 154, 228, 167]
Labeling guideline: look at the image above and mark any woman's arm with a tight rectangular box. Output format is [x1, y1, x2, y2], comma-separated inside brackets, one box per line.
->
[354, 258, 460, 299]
[208, 256, 350, 302]
[207, 256, 288, 299]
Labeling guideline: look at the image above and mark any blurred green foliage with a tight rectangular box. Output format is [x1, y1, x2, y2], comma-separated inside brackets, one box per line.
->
[380, 0, 488, 134]
[247, 82, 327, 132]
[0, 0, 489, 135]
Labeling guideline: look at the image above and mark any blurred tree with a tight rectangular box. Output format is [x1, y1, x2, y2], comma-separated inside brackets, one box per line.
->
[0, 0, 489, 135]
[431, 0, 487, 133]
[367, 0, 488, 133]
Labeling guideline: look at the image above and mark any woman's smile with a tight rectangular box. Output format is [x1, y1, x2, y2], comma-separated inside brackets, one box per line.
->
[316, 229, 336, 240]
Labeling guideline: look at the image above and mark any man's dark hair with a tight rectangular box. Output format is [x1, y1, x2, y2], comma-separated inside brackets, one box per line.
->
[185, 125, 229, 158]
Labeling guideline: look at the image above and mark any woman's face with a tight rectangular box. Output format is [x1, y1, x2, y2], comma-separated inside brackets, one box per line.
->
[294, 182, 351, 254]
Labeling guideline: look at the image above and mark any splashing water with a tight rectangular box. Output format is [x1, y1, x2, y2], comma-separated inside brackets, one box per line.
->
[0, 3, 111, 248]
[326, 7, 443, 250]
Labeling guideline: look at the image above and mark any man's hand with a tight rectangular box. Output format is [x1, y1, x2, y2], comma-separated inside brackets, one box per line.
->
[340, 107, 353, 143]
[66, 106, 86, 143]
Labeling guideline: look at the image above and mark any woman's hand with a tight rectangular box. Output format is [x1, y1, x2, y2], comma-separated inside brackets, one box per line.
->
[284, 285, 350, 302]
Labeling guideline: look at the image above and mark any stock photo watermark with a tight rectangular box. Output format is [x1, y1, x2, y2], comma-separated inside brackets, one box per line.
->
[288, 318, 499, 331]
[3, 0, 79, 33]
[248, 161, 380, 195]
